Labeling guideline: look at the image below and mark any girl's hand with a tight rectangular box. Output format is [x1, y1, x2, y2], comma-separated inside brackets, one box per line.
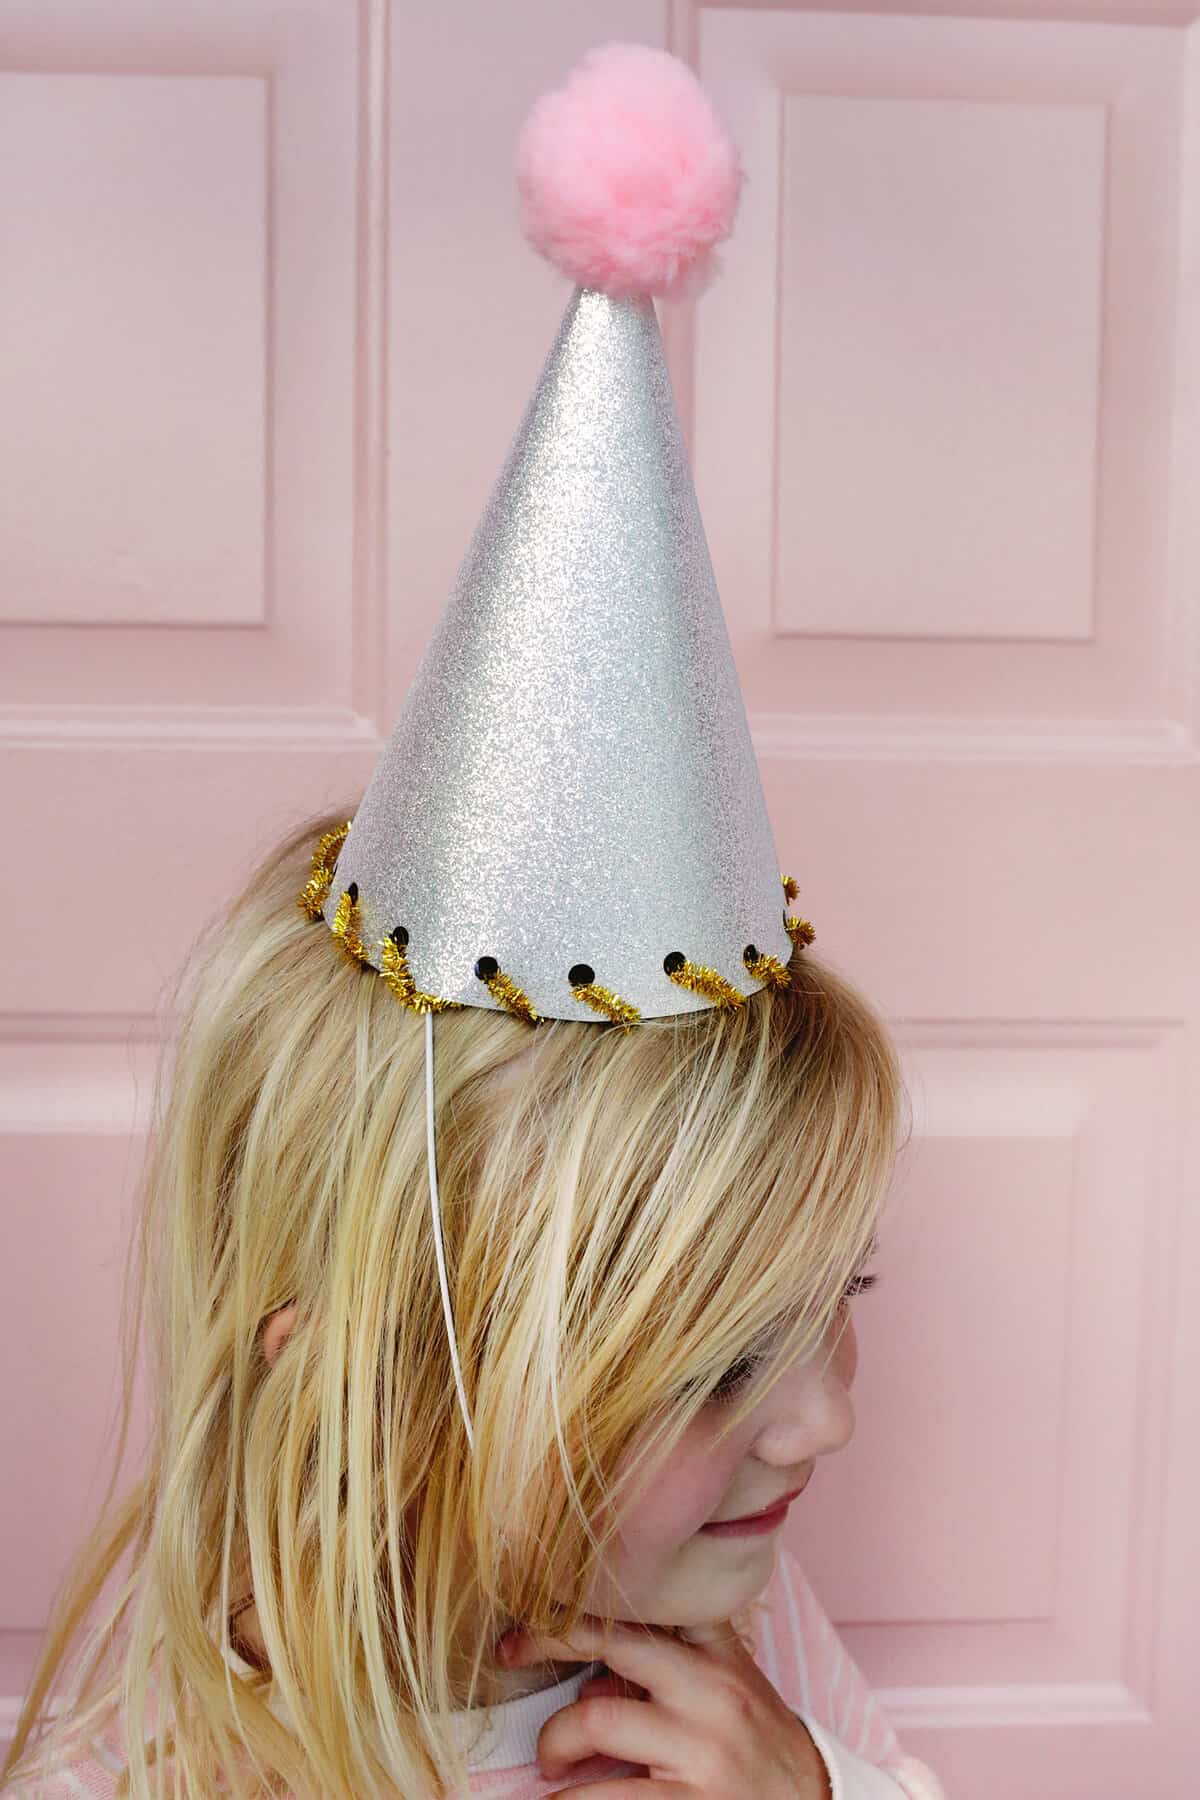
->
[496, 1611, 831, 1798]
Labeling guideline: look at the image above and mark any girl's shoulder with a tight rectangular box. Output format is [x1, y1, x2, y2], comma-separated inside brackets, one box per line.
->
[746, 1539, 895, 1740]
[744, 1537, 837, 1687]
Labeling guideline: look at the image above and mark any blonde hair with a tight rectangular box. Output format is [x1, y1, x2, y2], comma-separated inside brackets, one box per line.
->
[3, 806, 909, 1799]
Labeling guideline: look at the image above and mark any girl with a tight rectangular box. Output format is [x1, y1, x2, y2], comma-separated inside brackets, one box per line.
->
[1, 811, 942, 1799]
[3, 43, 946, 1800]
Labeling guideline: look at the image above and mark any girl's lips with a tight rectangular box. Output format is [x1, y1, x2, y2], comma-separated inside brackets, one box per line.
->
[699, 1484, 807, 1534]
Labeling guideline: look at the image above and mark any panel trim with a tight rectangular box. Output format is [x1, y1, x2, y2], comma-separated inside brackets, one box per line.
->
[2, 708, 1194, 759]
[349, 0, 390, 734]
[878, 1680, 1151, 1730]
[0, 1012, 164, 1134]
[0, 704, 380, 749]
[750, 711, 1198, 762]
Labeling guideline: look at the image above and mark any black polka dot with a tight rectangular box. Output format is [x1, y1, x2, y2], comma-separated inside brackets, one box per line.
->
[568, 963, 594, 987]
[347, 882, 358, 903]
[743, 944, 758, 966]
[390, 925, 409, 947]
[474, 956, 499, 981]
[663, 951, 685, 976]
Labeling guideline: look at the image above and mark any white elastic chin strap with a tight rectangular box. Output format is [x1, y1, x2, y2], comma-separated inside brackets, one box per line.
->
[425, 1010, 475, 1450]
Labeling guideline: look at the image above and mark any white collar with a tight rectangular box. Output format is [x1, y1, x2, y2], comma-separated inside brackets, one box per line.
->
[221, 1638, 604, 1774]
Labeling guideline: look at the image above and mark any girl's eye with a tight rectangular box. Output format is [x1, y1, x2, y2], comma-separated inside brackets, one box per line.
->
[708, 1351, 766, 1405]
[707, 1272, 880, 1404]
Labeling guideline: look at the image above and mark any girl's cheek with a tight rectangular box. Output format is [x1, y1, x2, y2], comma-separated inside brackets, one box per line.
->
[612, 1430, 739, 1556]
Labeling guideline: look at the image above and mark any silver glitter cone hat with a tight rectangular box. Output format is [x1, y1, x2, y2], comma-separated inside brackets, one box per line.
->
[306, 44, 813, 1027]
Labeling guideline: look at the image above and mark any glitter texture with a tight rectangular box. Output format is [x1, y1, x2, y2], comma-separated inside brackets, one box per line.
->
[323, 286, 795, 1021]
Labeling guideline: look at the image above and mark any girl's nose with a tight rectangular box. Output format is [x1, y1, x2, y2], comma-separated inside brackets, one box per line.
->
[756, 1354, 857, 1463]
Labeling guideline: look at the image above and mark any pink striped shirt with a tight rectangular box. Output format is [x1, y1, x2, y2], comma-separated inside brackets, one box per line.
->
[2, 1546, 943, 1798]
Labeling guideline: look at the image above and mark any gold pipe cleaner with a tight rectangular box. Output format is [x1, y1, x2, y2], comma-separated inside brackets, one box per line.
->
[297, 820, 352, 920]
[784, 915, 816, 949]
[781, 873, 815, 947]
[379, 931, 463, 1014]
[331, 884, 369, 968]
[569, 973, 641, 1030]
[476, 962, 540, 1025]
[663, 955, 746, 1009]
[743, 947, 791, 990]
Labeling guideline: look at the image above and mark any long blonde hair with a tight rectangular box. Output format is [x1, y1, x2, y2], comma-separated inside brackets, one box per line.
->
[3, 806, 909, 1798]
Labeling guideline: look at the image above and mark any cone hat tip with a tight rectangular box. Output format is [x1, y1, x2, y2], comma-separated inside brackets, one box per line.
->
[515, 43, 742, 304]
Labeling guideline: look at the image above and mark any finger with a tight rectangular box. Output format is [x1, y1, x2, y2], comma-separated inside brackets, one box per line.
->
[500, 1619, 686, 1666]
[538, 1690, 692, 1779]
[545, 1785, 659, 1799]
[576, 1672, 647, 1703]
[501, 1616, 697, 1707]
[545, 1784, 659, 1799]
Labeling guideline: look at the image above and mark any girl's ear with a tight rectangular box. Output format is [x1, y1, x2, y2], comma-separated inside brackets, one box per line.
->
[259, 1302, 298, 1367]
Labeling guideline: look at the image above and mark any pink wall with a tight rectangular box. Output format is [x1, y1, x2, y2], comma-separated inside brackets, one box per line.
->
[3, 3, 1200, 1794]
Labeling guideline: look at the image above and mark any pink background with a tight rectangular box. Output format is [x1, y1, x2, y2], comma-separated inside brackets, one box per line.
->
[3, 2, 1200, 1794]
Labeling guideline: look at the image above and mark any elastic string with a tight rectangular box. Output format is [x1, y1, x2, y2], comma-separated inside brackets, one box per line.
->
[425, 1009, 475, 1450]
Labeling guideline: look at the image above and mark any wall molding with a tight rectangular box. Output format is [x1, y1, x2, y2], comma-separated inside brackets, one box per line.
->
[0, 704, 381, 751]
[1, 706, 1195, 761]
[879, 1679, 1151, 1731]
[749, 711, 1199, 763]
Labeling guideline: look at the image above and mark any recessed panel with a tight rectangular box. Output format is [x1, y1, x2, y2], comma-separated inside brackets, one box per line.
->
[794, 1129, 1073, 1621]
[775, 95, 1104, 642]
[787, 1024, 1174, 1702]
[694, 9, 1184, 731]
[0, 73, 267, 628]
[0, 1128, 150, 1624]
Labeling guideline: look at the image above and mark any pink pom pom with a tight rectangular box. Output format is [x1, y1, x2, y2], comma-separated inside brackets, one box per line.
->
[515, 44, 742, 303]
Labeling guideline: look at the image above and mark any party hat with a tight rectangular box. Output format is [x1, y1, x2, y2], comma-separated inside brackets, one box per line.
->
[301, 44, 812, 1030]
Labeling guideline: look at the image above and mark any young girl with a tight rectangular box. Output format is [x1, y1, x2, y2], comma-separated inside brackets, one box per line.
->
[2, 811, 941, 1800]
[3, 43, 946, 1800]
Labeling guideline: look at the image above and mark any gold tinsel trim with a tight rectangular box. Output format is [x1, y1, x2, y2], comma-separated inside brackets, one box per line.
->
[744, 948, 791, 990]
[664, 959, 746, 1009]
[330, 886, 369, 968]
[570, 980, 641, 1030]
[478, 966, 540, 1025]
[785, 914, 816, 949]
[781, 873, 799, 903]
[298, 820, 352, 920]
[378, 934, 463, 1014]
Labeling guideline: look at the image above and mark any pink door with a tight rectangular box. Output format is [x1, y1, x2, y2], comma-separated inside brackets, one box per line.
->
[2, 5, 1198, 1795]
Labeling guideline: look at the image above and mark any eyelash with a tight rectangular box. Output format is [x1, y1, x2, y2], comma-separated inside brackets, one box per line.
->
[707, 1273, 880, 1404]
